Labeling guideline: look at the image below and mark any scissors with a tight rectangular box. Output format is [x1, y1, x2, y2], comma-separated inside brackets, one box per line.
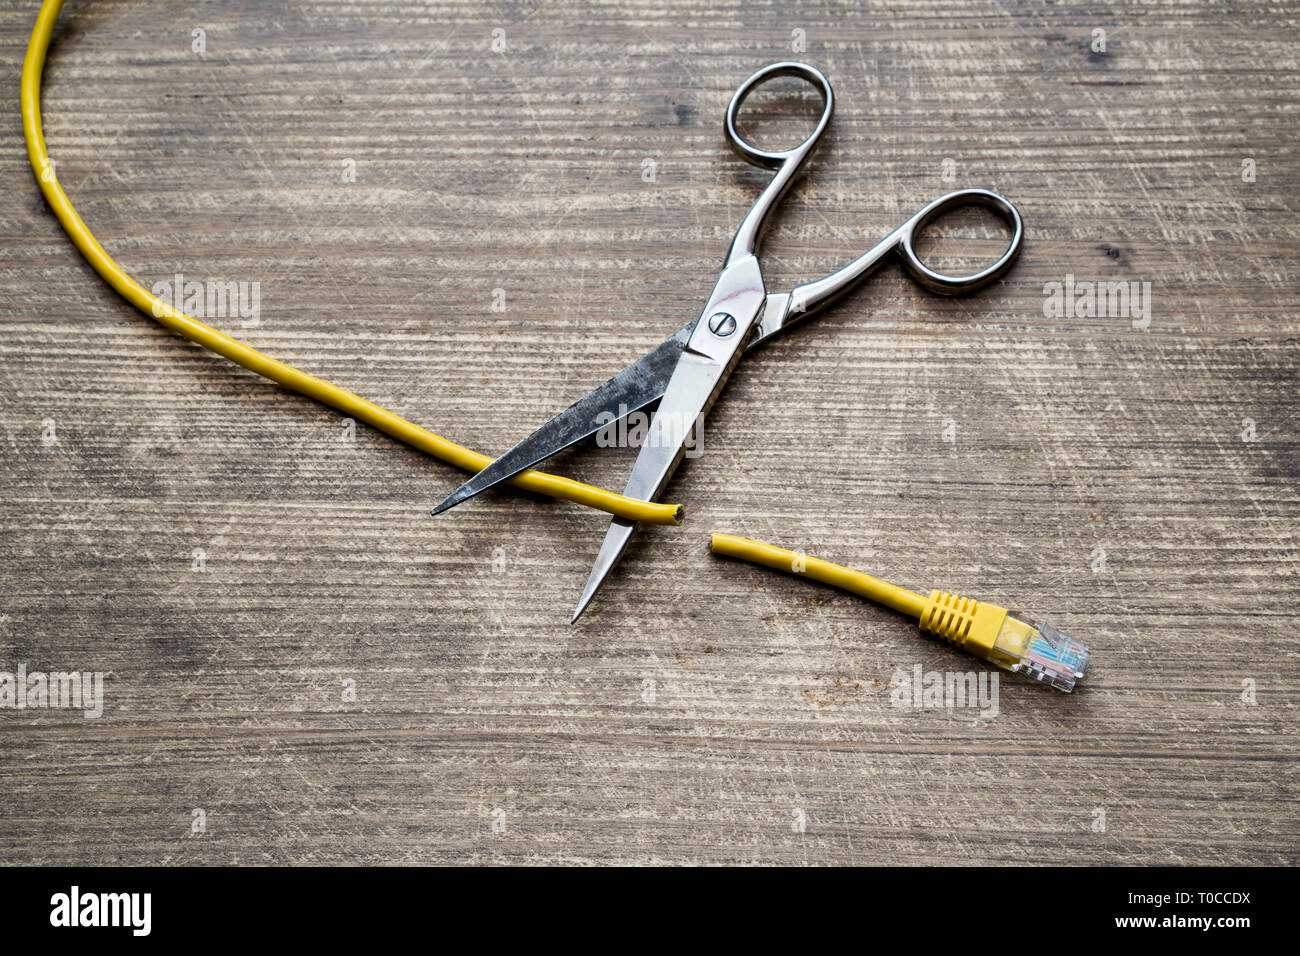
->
[431, 62, 1024, 621]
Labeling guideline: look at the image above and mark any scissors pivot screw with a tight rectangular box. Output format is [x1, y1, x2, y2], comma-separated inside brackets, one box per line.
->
[708, 312, 737, 336]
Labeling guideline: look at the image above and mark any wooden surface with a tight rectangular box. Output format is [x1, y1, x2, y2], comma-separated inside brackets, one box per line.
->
[1, 0, 1297, 865]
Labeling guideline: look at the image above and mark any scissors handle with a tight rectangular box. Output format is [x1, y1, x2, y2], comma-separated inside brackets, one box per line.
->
[723, 61, 834, 266]
[893, 188, 1024, 295]
[756, 188, 1025, 344]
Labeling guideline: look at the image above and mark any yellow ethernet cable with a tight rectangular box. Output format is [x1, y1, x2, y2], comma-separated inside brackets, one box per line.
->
[20, 0, 681, 528]
[709, 533, 1091, 692]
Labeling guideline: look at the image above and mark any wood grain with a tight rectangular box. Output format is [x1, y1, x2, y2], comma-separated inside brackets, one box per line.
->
[0, 0, 1296, 865]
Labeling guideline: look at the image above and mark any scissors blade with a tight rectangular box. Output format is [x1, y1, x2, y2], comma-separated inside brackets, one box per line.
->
[430, 322, 694, 516]
[572, 516, 639, 623]
[572, 256, 767, 621]
[570, 349, 731, 622]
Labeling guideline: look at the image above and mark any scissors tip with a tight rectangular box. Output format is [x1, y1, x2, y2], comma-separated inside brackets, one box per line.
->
[570, 518, 638, 624]
[429, 490, 466, 517]
[570, 575, 603, 624]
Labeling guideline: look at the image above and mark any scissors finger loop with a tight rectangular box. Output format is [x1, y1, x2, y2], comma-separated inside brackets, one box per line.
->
[898, 189, 1024, 295]
[725, 61, 834, 170]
